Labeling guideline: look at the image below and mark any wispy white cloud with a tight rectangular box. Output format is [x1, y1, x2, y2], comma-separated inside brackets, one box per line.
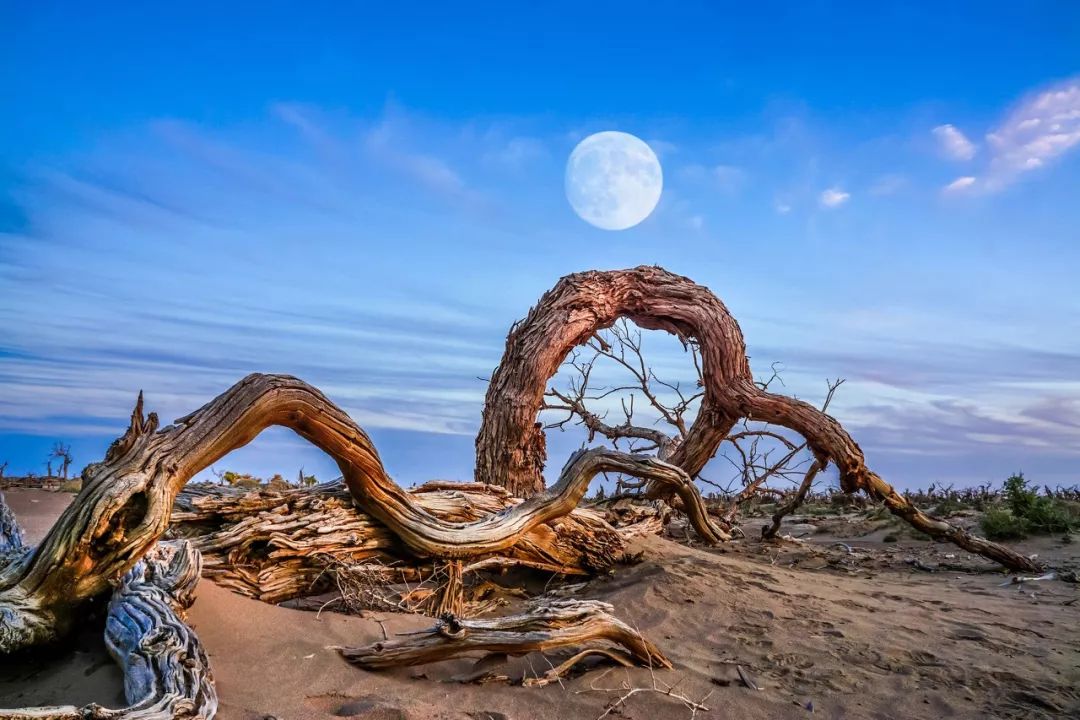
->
[942, 175, 976, 193]
[364, 116, 472, 199]
[982, 75, 1080, 191]
[677, 163, 745, 194]
[482, 136, 547, 169]
[819, 187, 850, 208]
[932, 124, 977, 161]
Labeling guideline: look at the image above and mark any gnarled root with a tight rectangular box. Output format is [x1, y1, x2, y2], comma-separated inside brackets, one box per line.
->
[0, 539, 217, 720]
[339, 599, 671, 671]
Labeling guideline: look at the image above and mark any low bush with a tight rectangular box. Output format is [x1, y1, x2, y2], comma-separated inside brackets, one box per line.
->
[980, 473, 1079, 540]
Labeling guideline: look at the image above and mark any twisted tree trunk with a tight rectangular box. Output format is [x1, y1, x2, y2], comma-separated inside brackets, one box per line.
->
[476, 266, 747, 497]
[0, 373, 718, 652]
[0, 266, 1040, 656]
[474, 266, 1040, 572]
[172, 479, 622, 604]
[0, 539, 216, 720]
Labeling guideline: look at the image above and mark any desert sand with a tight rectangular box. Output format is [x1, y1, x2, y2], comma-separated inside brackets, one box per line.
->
[2, 488, 1077, 719]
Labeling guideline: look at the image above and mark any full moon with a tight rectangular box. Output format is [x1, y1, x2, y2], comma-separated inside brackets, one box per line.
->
[565, 131, 663, 231]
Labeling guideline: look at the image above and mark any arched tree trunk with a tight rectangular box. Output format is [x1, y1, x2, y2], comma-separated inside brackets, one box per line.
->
[0, 266, 1042, 656]
[474, 265, 1040, 571]
[476, 266, 747, 497]
[0, 375, 721, 652]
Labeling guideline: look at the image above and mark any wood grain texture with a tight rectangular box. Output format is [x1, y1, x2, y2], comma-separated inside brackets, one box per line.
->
[340, 599, 671, 671]
[172, 479, 622, 604]
[0, 540, 216, 720]
[475, 265, 1040, 572]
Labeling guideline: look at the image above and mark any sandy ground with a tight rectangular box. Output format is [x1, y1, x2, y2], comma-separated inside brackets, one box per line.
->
[2, 489, 1078, 719]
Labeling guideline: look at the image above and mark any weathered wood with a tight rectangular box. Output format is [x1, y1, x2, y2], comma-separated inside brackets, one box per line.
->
[339, 599, 671, 671]
[0, 492, 25, 561]
[1, 377, 684, 651]
[762, 455, 828, 540]
[0, 265, 1039, 655]
[172, 480, 623, 604]
[477, 266, 747, 497]
[0, 539, 216, 720]
[474, 265, 1040, 572]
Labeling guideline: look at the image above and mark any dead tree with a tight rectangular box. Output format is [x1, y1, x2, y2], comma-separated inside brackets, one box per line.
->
[0, 265, 1041, 658]
[541, 317, 845, 532]
[341, 599, 670, 671]
[0, 374, 723, 653]
[50, 442, 73, 480]
[475, 266, 1039, 570]
[172, 478, 623, 604]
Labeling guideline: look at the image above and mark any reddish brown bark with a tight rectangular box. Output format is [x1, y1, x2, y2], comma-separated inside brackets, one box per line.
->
[475, 266, 1040, 573]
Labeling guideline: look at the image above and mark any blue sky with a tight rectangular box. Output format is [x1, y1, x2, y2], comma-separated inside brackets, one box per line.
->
[1, 3, 1079, 490]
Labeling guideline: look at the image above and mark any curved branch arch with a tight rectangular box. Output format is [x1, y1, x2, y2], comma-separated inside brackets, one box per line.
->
[475, 265, 1040, 570]
[0, 374, 722, 652]
[476, 265, 750, 497]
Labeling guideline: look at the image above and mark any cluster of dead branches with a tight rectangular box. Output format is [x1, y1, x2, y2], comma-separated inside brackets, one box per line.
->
[542, 318, 845, 537]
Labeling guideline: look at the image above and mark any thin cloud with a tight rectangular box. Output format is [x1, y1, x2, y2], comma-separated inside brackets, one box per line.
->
[868, 174, 907, 196]
[942, 176, 976, 193]
[819, 187, 850, 208]
[983, 75, 1080, 191]
[932, 124, 977, 161]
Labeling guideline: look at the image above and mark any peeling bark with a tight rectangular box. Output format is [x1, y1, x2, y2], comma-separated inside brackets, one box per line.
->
[477, 266, 747, 497]
[0, 265, 1041, 655]
[0, 376, 692, 651]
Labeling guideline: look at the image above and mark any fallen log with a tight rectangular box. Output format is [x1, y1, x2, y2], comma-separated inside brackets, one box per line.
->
[0, 539, 216, 720]
[172, 480, 622, 604]
[339, 599, 671, 671]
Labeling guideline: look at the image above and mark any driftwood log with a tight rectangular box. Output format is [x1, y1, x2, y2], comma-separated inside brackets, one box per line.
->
[0, 539, 216, 720]
[172, 479, 622, 604]
[340, 599, 671, 671]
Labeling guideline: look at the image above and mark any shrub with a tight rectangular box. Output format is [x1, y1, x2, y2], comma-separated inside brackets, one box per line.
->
[981, 507, 1028, 540]
[59, 479, 82, 493]
[933, 496, 967, 517]
[980, 473, 1079, 539]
